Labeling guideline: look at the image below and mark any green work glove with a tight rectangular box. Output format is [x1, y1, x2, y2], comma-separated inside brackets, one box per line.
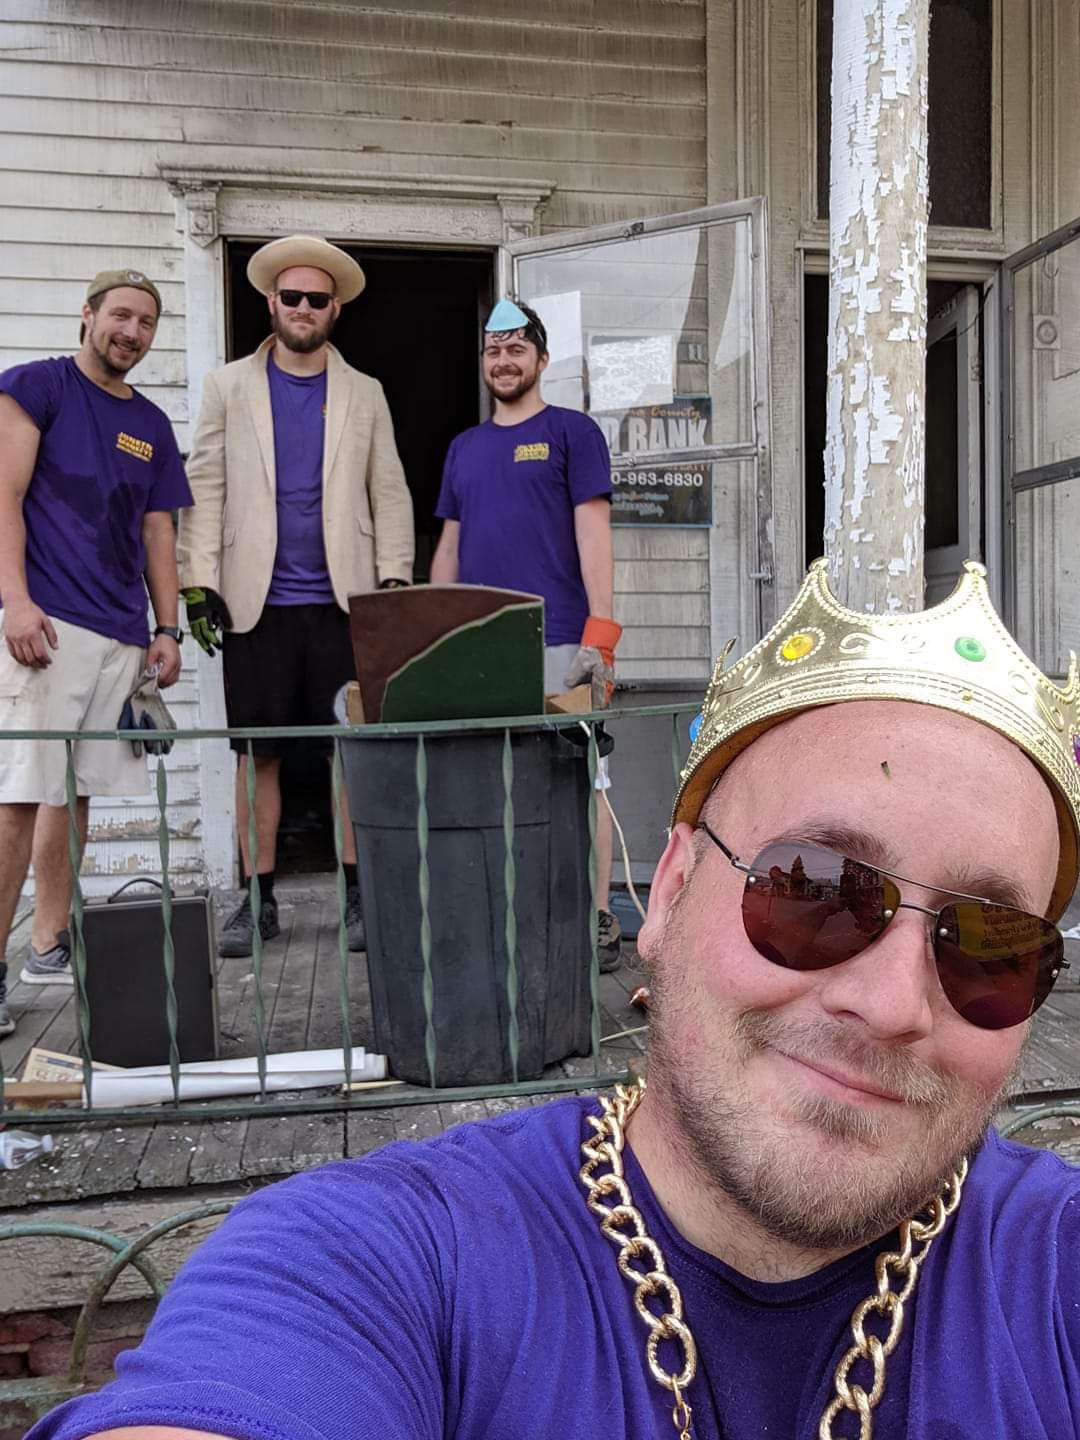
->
[182, 586, 232, 657]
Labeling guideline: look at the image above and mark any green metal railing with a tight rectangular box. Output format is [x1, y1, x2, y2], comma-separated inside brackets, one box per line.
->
[0, 703, 697, 1125]
[0, 1201, 236, 1427]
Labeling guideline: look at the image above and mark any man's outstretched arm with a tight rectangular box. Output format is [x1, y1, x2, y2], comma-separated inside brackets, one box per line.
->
[27, 1163, 447, 1440]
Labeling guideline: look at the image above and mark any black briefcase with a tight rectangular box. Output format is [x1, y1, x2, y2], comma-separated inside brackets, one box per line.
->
[79, 878, 219, 1068]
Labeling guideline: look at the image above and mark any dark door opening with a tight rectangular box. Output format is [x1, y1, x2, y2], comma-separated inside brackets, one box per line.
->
[802, 274, 983, 583]
[225, 240, 494, 873]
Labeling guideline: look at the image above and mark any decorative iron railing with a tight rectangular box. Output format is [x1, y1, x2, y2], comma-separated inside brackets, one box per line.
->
[0, 703, 696, 1125]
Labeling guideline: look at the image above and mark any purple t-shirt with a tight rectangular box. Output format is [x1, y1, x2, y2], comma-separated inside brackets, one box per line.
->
[29, 1097, 1080, 1440]
[265, 354, 333, 606]
[436, 405, 612, 645]
[0, 357, 192, 646]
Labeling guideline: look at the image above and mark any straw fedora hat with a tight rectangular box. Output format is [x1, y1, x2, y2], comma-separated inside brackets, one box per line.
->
[247, 235, 366, 303]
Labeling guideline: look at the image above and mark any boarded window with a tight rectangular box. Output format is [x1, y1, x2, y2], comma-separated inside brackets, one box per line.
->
[816, 0, 993, 229]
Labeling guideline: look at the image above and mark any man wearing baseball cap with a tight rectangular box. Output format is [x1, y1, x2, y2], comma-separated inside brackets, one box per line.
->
[27, 560, 1080, 1439]
[0, 269, 192, 1034]
[178, 235, 414, 959]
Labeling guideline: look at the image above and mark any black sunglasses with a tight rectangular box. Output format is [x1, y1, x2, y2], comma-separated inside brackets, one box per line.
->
[275, 289, 334, 310]
[700, 825, 1067, 1031]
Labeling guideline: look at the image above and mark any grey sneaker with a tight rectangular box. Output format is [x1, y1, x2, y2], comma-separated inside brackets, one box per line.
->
[218, 893, 280, 959]
[20, 929, 73, 987]
[345, 885, 365, 953]
[0, 969, 14, 1037]
[597, 909, 622, 974]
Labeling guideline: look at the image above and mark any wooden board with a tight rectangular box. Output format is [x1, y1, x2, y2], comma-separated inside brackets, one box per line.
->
[381, 604, 544, 723]
[1, 1191, 243, 1313]
[351, 581, 541, 720]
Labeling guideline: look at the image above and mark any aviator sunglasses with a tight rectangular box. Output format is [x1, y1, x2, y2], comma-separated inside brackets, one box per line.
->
[275, 289, 334, 310]
[699, 825, 1067, 1031]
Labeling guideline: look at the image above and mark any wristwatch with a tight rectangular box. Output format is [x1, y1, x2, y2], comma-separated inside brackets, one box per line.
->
[154, 625, 183, 644]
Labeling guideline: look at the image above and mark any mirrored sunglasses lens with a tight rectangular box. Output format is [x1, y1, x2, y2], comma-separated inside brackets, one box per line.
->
[741, 843, 897, 971]
[935, 903, 1063, 1030]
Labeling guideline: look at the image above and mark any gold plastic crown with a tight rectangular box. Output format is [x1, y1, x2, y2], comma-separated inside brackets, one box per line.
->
[673, 558, 1080, 920]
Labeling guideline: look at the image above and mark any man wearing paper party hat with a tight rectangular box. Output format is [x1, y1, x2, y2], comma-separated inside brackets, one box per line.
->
[432, 297, 625, 970]
[31, 561, 1080, 1440]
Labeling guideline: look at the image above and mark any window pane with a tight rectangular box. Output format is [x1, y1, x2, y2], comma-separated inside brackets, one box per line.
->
[1013, 482, 1080, 678]
[817, 0, 992, 229]
[925, 333, 960, 549]
[516, 216, 755, 454]
[1011, 235, 1080, 478]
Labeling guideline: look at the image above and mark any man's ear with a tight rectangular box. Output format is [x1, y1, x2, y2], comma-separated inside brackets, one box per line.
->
[637, 822, 697, 957]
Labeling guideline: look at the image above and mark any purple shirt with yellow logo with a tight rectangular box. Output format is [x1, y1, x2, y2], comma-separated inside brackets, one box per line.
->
[436, 405, 612, 645]
[0, 356, 192, 646]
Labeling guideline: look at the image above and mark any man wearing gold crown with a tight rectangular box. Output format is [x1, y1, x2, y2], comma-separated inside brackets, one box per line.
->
[29, 560, 1080, 1440]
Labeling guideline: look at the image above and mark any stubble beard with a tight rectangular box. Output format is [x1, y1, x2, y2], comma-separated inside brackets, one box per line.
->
[484, 368, 538, 404]
[273, 310, 335, 354]
[642, 929, 1014, 1253]
[90, 329, 140, 380]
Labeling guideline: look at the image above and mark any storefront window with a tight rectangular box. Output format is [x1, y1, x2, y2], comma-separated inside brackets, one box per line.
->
[515, 214, 756, 530]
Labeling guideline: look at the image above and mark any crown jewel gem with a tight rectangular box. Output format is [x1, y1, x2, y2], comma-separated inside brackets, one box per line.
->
[955, 636, 986, 662]
[780, 631, 819, 662]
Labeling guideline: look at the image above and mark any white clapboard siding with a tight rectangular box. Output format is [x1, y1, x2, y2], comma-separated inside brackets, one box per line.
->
[614, 527, 712, 682]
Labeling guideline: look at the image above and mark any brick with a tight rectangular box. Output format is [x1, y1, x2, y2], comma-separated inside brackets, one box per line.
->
[0, 1353, 28, 1378]
[28, 1336, 137, 1378]
[0, 1314, 68, 1347]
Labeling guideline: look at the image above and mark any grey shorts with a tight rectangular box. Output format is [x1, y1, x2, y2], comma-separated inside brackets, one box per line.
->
[0, 615, 149, 804]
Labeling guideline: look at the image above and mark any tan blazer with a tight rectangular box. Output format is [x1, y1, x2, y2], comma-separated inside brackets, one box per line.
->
[178, 338, 414, 633]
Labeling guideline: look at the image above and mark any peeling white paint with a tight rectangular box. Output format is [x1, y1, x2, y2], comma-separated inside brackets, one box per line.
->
[824, 0, 930, 615]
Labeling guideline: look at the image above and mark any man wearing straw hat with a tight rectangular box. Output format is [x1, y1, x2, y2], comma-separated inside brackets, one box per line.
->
[179, 235, 414, 961]
[28, 560, 1080, 1437]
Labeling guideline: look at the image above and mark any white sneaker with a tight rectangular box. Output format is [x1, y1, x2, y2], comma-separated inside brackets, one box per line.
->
[20, 930, 74, 987]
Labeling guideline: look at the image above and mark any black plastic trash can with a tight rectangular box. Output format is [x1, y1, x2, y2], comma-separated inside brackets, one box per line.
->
[340, 726, 594, 1087]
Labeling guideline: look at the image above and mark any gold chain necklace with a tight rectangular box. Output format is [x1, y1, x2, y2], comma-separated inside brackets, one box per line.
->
[579, 1080, 968, 1440]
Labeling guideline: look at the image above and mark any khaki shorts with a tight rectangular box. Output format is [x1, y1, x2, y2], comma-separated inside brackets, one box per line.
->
[0, 615, 150, 804]
[544, 642, 611, 792]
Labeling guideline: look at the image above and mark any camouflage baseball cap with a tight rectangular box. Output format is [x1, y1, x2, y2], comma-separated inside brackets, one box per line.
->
[85, 269, 162, 313]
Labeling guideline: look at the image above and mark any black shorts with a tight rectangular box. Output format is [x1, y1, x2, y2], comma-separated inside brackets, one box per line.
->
[222, 604, 354, 756]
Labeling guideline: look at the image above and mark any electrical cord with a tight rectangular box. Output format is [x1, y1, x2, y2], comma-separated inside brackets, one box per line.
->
[577, 720, 649, 926]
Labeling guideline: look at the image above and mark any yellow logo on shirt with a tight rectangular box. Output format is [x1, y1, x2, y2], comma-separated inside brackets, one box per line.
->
[514, 443, 549, 463]
[116, 431, 153, 462]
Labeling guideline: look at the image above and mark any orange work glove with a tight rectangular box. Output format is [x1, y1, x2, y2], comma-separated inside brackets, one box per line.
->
[564, 616, 623, 709]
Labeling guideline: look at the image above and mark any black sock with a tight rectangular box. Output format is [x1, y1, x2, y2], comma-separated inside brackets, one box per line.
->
[246, 869, 275, 900]
[342, 863, 358, 890]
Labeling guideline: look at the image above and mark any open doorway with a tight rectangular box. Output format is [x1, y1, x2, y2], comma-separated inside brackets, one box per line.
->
[803, 275, 985, 595]
[225, 240, 494, 872]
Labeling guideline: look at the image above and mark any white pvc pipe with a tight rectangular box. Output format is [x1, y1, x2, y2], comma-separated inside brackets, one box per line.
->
[84, 1047, 387, 1110]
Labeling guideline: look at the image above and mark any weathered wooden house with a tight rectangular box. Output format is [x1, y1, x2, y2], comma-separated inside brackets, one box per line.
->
[1, 0, 1078, 887]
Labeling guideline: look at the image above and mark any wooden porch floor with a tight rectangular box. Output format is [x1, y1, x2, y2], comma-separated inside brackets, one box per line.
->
[0, 876, 649, 1211]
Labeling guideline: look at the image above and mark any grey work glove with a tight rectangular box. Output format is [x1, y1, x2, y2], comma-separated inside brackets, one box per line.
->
[563, 645, 615, 711]
[119, 669, 177, 757]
